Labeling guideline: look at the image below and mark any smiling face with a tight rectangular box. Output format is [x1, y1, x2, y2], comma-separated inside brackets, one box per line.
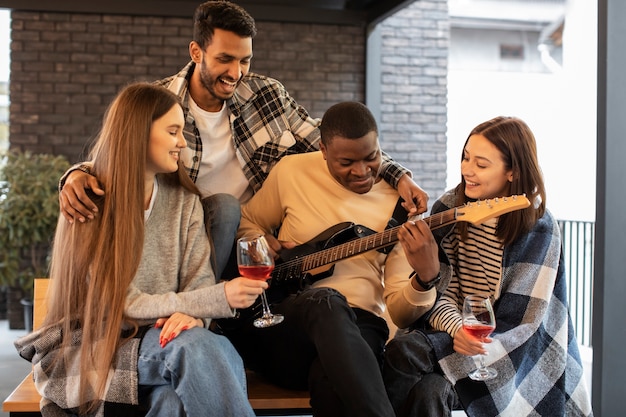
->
[146, 104, 186, 177]
[461, 134, 513, 200]
[320, 131, 382, 194]
[189, 28, 253, 112]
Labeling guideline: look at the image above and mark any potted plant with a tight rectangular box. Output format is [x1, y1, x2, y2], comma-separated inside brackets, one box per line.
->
[0, 150, 70, 329]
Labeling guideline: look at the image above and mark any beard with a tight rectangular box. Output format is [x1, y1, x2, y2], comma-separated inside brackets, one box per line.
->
[197, 59, 238, 103]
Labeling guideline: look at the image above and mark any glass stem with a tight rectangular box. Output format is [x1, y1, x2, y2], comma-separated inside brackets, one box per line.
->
[478, 336, 487, 369]
[260, 291, 272, 317]
[478, 354, 486, 369]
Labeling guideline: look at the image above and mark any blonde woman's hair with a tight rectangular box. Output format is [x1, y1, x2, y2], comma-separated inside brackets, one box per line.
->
[44, 83, 197, 413]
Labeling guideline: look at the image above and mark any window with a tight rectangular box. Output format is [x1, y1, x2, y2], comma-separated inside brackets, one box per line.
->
[500, 44, 524, 60]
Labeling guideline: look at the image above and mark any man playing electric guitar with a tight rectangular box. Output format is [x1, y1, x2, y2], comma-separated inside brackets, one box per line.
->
[224, 101, 441, 417]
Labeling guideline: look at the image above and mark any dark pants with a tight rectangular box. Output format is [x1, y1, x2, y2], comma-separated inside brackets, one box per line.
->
[383, 330, 460, 417]
[225, 287, 395, 417]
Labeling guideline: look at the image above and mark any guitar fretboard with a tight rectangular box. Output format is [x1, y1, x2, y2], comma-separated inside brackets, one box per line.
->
[272, 207, 461, 281]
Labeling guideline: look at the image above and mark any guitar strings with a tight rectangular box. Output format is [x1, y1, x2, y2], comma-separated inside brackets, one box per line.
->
[272, 209, 457, 278]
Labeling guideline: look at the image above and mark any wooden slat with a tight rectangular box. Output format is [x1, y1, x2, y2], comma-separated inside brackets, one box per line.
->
[3, 279, 47, 413]
[246, 370, 310, 410]
[3, 371, 311, 413]
[32, 278, 49, 330]
[2, 375, 39, 412]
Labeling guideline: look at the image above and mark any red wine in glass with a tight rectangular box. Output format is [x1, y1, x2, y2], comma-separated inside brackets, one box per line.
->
[237, 236, 284, 328]
[238, 265, 274, 281]
[463, 323, 495, 340]
[462, 295, 497, 381]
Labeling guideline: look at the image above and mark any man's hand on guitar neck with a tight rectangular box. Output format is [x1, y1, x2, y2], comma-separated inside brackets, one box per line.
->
[397, 220, 440, 290]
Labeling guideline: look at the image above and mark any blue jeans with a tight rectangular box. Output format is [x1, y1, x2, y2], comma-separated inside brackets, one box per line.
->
[137, 326, 255, 417]
[201, 193, 241, 280]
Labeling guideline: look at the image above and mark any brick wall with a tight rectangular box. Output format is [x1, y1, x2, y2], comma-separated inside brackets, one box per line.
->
[8, 11, 366, 162]
[252, 21, 365, 118]
[8, 1, 448, 199]
[379, 0, 449, 202]
[9, 12, 192, 160]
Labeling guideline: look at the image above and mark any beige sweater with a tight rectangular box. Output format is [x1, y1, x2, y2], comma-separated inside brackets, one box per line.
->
[239, 151, 435, 329]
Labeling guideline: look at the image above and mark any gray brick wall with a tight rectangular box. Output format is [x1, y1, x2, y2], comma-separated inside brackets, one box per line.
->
[252, 21, 365, 117]
[7, 3, 448, 201]
[378, 0, 449, 203]
[8, 11, 367, 162]
[9, 12, 193, 160]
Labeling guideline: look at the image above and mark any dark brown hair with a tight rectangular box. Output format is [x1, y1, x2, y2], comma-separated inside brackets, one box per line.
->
[455, 116, 546, 246]
[193, 1, 257, 50]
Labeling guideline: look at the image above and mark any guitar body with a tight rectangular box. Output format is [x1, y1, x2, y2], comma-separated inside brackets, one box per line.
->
[272, 221, 379, 287]
[217, 222, 378, 331]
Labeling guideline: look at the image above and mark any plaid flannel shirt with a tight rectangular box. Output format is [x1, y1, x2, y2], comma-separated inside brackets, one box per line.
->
[155, 61, 409, 193]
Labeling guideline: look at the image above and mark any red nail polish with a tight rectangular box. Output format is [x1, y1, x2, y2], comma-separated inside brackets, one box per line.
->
[181, 326, 189, 331]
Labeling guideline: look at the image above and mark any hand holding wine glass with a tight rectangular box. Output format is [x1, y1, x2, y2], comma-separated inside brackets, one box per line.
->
[462, 295, 497, 381]
[237, 235, 284, 328]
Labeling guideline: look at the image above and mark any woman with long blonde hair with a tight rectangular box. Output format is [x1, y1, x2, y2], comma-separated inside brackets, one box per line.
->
[15, 83, 265, 417]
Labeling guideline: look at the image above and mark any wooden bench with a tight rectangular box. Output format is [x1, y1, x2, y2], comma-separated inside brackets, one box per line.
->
[3, 279, 312, 416]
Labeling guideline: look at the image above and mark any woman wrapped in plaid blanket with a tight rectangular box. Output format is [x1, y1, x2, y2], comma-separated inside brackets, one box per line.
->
[383, 116, 593, 417]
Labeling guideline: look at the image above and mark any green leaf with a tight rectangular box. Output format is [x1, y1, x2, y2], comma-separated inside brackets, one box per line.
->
[0, 150, 70, 295]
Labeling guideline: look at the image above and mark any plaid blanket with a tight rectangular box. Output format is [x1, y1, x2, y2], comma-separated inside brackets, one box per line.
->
[14, 323, 141, 417]
[426, 192, 593, 417]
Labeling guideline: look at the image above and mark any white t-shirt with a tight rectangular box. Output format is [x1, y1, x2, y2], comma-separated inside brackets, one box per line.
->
[186, 97, 253, 202]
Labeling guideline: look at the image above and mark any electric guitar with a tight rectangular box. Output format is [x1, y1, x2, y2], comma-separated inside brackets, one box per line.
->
[218, 194, 530, 329]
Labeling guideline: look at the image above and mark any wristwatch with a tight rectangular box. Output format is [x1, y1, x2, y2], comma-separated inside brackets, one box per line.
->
[58, 163, 93, 191]
[412, 271, 441, 291]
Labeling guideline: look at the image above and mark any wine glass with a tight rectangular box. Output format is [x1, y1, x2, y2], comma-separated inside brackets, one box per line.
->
[237, 235, 284, 328]
[462, 295, 497, 381]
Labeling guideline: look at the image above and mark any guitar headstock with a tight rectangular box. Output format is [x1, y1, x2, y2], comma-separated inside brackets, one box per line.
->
[457, 194, 531, 225]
